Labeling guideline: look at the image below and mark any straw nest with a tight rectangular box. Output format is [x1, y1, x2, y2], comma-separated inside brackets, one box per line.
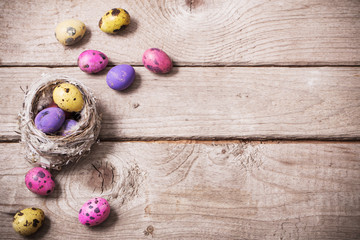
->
[19, 74, 101, 170]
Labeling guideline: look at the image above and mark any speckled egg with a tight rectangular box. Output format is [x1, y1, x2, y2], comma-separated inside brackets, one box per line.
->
[47, 101, 72, 119]
[53, 83, 84, 112]
[78, 50, 108, 73]
[99, 8, 130, 34]
[35, 107, 65, 134]
[25, 167, 55, 195]
[13, 207, 45, 236]
[59, 119, 78, 136]
[55, 19, 86, 46]
[106, 64, 135, 91]
[78, 197, 110, 226]
[142, 48, 173, 74]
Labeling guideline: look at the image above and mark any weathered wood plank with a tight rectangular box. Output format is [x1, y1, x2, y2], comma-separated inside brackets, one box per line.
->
[0, 141, 359, 239]
[1, 67, 360, 140]
[1, 0, 360, 66]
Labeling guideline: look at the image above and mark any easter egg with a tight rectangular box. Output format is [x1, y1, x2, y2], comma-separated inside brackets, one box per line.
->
[78, 197, 110, 226]
[53, 83, 84, 112]
[99, 8, 130, 34]
[142, 48, 173, 74]
[25, 167, 55, 196]
[47, 102, 58, 108]
[47, 101, 72, 119]
[35, 107, 65, 134]
[78, 50, 108, 74]
[13, 207, 45, 236]
[106, 64, 135, 91]
[59, 119, 78, 136]
[55, 19, 86, 46]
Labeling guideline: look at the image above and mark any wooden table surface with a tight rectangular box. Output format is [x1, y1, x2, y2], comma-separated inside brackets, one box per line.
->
[1, 0, 359, 239]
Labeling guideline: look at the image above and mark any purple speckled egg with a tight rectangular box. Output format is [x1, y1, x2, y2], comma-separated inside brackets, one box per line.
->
[106, 64, 135, 91]
[25, 167, 55, 196]
[35, 107, 65, 134]
[142, 48, 172, 74]
[79, 197, 110, 226]
[59, 119, 78, 136]
[78, 50, 108, 73]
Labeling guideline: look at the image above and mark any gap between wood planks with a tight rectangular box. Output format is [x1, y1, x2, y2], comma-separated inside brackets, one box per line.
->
[1, 138, 360, 144]
[2, 64, 360, 68]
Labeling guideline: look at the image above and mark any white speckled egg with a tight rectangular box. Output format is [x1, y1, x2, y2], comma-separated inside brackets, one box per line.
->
[55, 19, 86, 46]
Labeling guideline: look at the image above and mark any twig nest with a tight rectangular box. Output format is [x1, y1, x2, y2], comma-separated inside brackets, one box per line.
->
[19, 74, 101, 170]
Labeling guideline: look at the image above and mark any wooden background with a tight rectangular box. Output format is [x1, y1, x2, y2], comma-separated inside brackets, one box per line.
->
[0, 0, 359, 239]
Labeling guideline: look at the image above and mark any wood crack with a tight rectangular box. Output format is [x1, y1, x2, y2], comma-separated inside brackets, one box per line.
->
[92, 163, 105, 194]
[185, 0, 194, 12]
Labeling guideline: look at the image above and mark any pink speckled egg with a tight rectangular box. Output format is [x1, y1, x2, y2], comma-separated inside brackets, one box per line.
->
[47, 101, 71, 119]
[25, 167, 55, 196]
[78, 50, 108, 73]
[78, 197, 110, 226]
[142, 48, 172, 74]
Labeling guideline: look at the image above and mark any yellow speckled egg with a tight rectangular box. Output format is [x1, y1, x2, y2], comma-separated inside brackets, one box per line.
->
[53, 83, 84, 112]
[13, 207, 45, 236]
[99, 8, 130, 34]
[55, 19, 86, 45]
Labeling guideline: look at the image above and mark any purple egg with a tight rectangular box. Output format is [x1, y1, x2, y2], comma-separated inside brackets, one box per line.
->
[59, 119, 78, 136]
[78, 50, 108, 74]
[35, 107, 65, 134]
[106, 64, 135, 91]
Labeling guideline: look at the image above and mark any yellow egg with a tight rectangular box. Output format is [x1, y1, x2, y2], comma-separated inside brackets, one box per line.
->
[53, 83, 84, 112]
[55, 19, 86, 45]
[99, 8, 130, 34]
[12, 207, 45, 236]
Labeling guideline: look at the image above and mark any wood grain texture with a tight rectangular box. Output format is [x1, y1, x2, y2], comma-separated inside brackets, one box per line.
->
[1, 0, 360, 66]
[1, 67, 360, 141]
[0, 141, 359, 239]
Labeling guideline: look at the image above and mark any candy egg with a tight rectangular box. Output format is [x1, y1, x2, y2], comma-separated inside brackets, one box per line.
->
[47, 101, 72, 119]
[59, 119, 78, 136]
[79, 197, 110, 226]
[142, 48, 173, 74]
[55, 19, 86, 46]
[106, 64, 135, 90]
[99, 8, 130, 34]
[47, 102, 58, 108]
[53, 83, 84, 112]
[35, 107, 65, 134]
[13, 207, 45, 236]
[25, 167, 55, 195]
[78, 50, 108, 73]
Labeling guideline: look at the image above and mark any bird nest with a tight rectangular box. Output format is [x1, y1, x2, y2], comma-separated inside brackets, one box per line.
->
[19, 74, 101, 170]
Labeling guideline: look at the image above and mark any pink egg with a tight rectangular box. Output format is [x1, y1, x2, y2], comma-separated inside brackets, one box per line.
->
[78, 197, 110, 226]
[78, 50, 108, 74]
[47, 101, 71, 119]
[25, 167, 55, 196]
[142, 48, 172, 74]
